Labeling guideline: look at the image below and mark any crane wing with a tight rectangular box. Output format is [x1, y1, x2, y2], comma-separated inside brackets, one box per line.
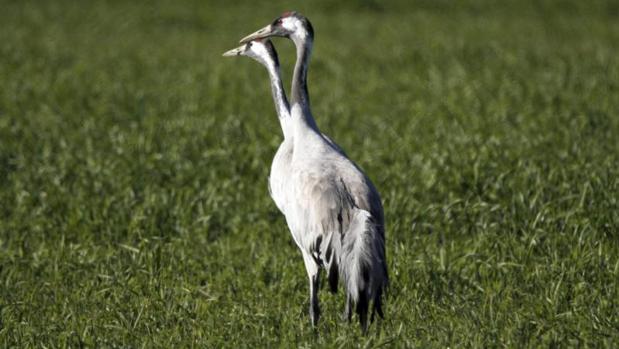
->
[285, 158, 380, 292]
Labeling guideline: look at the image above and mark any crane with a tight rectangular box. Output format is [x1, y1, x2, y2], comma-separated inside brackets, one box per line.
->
[223, 39, 295, 215]
[226, 12, 388, 332]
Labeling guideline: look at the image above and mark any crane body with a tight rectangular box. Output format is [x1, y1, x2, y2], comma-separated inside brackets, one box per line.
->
[224, 13, 388, 332]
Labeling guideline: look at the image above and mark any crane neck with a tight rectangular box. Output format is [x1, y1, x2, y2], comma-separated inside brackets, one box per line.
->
[290, 36, 319, 132]
[265, 60, 292, 139]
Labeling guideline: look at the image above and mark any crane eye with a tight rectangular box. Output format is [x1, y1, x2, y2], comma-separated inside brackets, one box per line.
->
[274, 18, 283, 26]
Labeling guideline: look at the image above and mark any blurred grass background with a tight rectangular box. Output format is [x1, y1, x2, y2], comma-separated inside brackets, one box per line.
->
[1, 0, 618, 347]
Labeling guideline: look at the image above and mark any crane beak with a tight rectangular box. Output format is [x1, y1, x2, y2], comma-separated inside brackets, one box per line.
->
[222, 45, 245, 57]
[239, 24, 274, 43]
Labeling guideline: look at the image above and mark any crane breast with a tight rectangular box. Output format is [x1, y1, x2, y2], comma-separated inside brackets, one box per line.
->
[269, 141, 294, 214]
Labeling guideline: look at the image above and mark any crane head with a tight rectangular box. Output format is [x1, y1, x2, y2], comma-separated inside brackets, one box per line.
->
[222, 39, 280, 68]
[239, 11, 313, 45]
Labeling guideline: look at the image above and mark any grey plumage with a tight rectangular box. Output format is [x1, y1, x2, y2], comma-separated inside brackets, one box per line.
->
[227, 12, 388, 333]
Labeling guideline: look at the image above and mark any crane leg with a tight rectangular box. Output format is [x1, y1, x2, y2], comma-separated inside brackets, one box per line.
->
[302, 250, 320, 328]
[342, 293, 352, 322]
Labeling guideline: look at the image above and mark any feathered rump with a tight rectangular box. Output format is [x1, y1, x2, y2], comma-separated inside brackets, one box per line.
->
[288, 171, 387, 331]
[340, 208, 388, 330]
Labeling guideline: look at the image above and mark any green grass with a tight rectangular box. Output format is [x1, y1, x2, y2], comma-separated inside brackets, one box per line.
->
[1, 0, 618, 347]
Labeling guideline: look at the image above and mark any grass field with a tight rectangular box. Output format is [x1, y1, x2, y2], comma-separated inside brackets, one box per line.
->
[1, 0, 618, 347]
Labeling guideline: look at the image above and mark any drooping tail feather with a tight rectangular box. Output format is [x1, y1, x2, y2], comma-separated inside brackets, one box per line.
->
[340, 209, 388, 332]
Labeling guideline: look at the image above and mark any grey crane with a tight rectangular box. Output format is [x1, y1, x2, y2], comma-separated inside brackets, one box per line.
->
[226, 12, 388, 332]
